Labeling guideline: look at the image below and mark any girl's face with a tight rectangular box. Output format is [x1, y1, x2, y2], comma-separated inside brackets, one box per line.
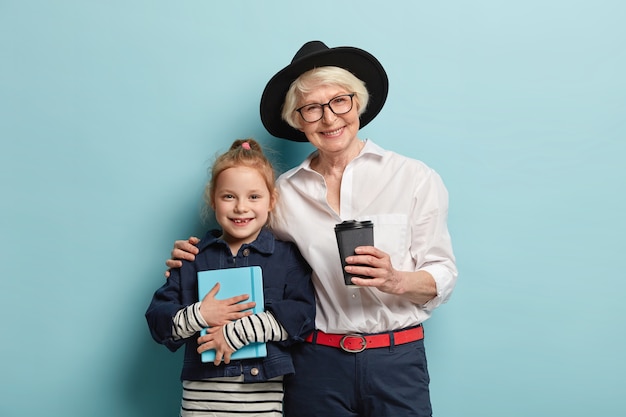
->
[297, 84, 361, 157]
[212, 166, 275, 255]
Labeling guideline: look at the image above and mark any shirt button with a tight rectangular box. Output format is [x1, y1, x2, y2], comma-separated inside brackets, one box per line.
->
[242, 248, 250, 256]
[250, 367, 259, 376]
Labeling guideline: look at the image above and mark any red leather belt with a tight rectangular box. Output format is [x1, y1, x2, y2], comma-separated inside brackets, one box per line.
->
[305, 325, 423, 353]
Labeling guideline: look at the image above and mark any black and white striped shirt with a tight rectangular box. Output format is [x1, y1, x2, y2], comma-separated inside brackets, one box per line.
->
[171, 303, 288, 417]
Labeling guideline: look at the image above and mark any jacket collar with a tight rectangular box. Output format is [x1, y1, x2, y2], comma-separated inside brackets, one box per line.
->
[197, 227, 276, 255]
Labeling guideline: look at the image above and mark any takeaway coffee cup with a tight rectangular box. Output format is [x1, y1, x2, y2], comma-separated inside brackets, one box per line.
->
[335, 220, 375, 286]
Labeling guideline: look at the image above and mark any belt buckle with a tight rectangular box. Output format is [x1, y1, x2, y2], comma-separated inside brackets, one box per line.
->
[340, 334, 367, 353]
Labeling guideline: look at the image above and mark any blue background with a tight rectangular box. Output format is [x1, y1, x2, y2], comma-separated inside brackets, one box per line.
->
[1, 1, 625, 416]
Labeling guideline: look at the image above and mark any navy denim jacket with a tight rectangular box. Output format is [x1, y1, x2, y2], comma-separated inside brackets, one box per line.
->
[146, 228, 315, 382]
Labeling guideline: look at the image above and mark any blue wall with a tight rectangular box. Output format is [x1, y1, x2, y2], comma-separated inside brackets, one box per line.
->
[1, 1, 625, 416]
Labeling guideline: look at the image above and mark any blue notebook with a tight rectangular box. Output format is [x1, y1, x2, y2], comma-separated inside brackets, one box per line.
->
[197, 266, 267, 362]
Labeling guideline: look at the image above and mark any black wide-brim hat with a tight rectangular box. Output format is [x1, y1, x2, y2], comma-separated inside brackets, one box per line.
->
[260, 40, 389, 142]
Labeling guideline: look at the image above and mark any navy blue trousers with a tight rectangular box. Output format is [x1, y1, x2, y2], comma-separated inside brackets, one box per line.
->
[283, 331, 432, 417]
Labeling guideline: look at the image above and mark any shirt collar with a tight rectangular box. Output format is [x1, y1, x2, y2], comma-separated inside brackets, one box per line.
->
[359, 138, 385, 157]
[285, 139, 386, 179]
[197, 227, 275, 255]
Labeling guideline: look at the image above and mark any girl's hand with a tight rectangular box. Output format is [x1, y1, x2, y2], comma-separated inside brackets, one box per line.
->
[199, 282, 256, 327]
[197, 326, 235, 365]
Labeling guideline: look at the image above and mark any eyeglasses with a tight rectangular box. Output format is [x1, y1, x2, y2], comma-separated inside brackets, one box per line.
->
[295, 93, 356, 123]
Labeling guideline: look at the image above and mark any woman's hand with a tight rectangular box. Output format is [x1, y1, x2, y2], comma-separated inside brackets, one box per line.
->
[345, 246, 437, 305]
[164, 236, 200, 278]
[344, 246, 403, 293]
[197, 326, 235, 366]
[200, 282, 256, 327]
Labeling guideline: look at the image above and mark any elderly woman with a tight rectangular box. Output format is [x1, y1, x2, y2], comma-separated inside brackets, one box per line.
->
[168, 41, 458, 417]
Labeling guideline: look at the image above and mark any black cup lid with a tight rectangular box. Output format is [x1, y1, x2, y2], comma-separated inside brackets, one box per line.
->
[334, 220, 374, 230]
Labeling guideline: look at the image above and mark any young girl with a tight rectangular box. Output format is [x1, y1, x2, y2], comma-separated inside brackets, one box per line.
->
[145, 139, 315, 417]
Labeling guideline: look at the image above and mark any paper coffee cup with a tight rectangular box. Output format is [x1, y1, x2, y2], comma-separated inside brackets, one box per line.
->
[335, 220, 374, 286]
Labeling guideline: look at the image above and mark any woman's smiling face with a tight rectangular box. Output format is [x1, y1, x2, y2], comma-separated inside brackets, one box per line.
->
[297, 84, 361, 156]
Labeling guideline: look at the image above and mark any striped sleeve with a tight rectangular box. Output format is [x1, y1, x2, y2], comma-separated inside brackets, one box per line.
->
[222, 311, 288, 351]
[171, 302, 209, 340]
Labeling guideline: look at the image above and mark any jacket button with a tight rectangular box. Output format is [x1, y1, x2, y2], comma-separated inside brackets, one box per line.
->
[250, 367, 259, 376]
[242, 248, 250, 256]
